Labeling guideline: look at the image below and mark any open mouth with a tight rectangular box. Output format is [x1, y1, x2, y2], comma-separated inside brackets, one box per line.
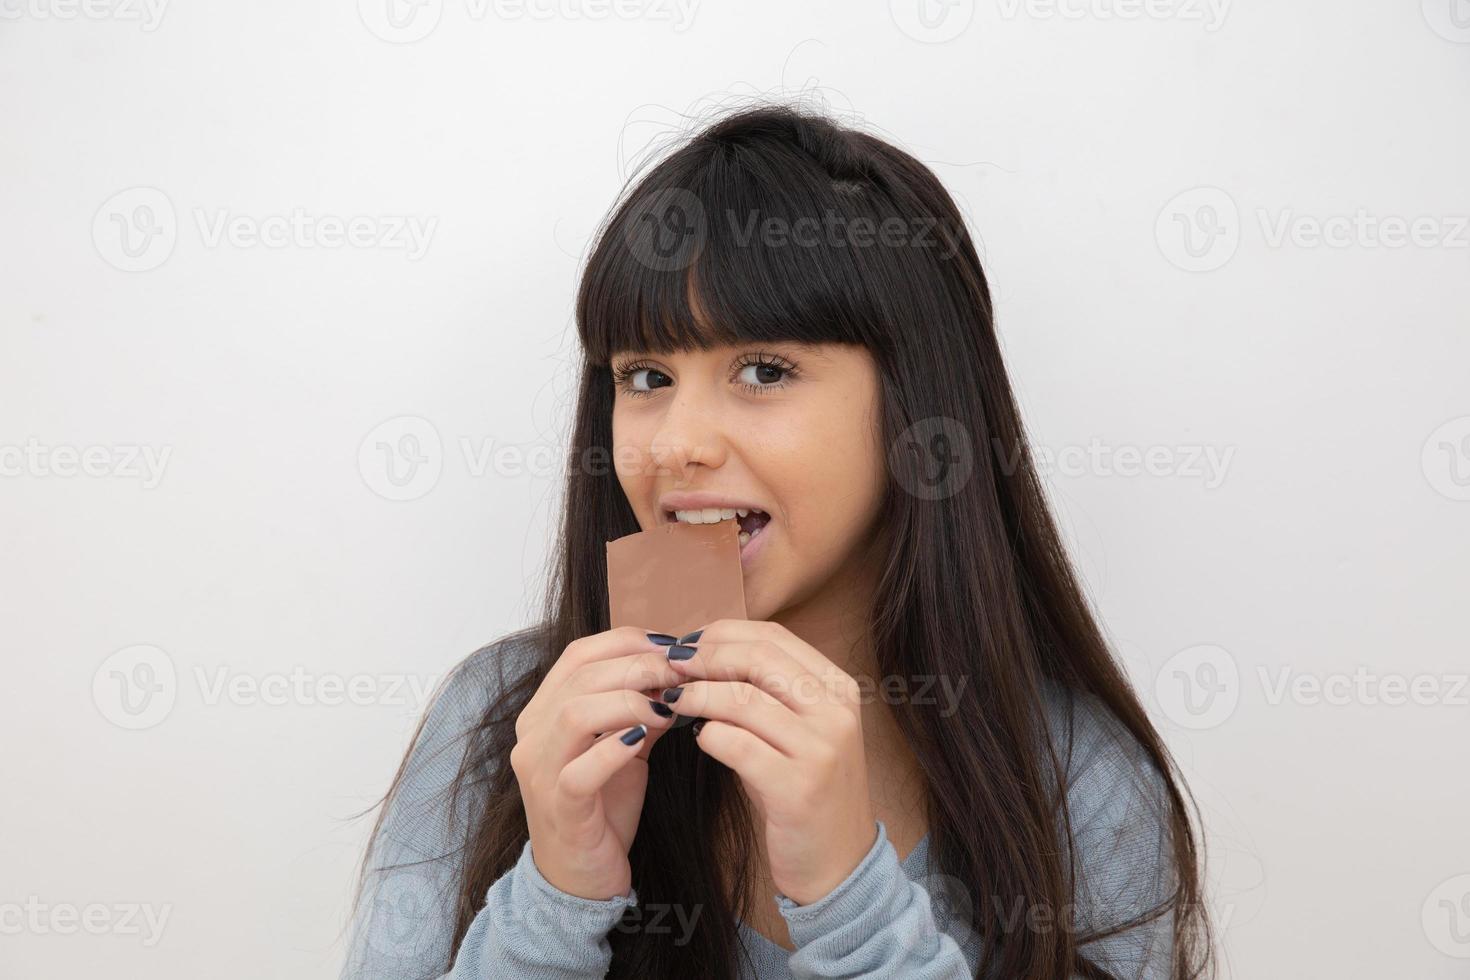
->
[666, 507, 772, 551]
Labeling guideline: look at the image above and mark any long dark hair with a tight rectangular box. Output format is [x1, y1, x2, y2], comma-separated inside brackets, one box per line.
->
[358, 101, 1212, 979]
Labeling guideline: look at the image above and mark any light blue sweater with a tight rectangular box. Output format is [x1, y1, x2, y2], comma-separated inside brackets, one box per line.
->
[340, 635, 1176, 979]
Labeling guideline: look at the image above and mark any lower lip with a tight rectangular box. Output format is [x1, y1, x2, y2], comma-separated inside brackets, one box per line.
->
[737, 521, 771, 569]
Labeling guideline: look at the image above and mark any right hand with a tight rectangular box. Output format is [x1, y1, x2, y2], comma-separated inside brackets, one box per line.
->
[509, 626, 686, 901]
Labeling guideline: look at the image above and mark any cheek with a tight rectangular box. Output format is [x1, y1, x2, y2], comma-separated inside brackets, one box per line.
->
[767, 404, 885, 546]
[610, 410, 654, 497]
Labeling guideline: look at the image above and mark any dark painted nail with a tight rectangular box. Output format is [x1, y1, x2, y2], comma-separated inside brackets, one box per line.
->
[647, 632, 678, 646]
[649, 699, 673, 717]
[667, 644, 697, 661]
[690, 719, 706, 736]
[661, 686, 683, 703]
[678, 629, 703, 644]
[620, 724, 647, 745]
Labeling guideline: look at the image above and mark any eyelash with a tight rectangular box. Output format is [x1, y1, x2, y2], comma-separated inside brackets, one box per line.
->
[610, 352, 801, 398]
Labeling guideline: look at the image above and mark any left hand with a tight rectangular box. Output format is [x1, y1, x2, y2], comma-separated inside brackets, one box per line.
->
[663, 618, 878, 905]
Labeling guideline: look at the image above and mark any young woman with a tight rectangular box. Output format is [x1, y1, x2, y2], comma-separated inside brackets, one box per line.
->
[341, 104, 1213, 979]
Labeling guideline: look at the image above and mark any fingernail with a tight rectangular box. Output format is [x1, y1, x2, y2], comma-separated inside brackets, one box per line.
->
[620, 724, 647, 745]
[678, 629, 703, 644]
[649, 699, 673, 717]
[661, 686, 683, 703]
[690, 719, 706, 736]
[647, 632, 678, 646]
[667, 644, 697, 661]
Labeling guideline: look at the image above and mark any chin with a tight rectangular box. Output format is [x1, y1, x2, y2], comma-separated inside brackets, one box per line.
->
[740, 584, 771, 621]
[741, 574, 801, 623]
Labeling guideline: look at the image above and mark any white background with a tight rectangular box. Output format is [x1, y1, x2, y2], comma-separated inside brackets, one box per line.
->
[2, 1, 1468, 977]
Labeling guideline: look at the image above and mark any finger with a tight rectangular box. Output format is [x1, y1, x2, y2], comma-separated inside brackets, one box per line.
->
[683, 618, 839, 678]
[556, 723, 651, 823]
[590, 722, 672, 763]
[571, 650, 687, 699]
[633, 720, 674, 761]
[690, 718, 784, 788]
[667, 640, 832, 714]
[663, 680, 803, 755]
[544, 626, 680, 694]
[548, 689, 677, 769]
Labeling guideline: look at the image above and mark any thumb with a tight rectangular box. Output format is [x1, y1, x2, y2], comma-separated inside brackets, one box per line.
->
[635, 720, 677, 761]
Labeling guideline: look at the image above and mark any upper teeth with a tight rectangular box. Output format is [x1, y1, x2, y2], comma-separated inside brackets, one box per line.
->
[672, 507, 747, 524]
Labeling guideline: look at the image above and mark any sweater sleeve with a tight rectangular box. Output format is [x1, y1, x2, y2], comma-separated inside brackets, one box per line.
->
[339, 636, 637, 980]
[775, 819, 974, 979]
[771, 688, 1179, 980]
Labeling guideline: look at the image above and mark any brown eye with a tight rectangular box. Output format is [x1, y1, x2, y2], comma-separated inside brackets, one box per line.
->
[736, 363, 783, 387]
[611, 361, 671, 396]
[733, 353, 799, 394]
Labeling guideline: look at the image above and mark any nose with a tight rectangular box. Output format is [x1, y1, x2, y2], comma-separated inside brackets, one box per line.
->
[648, 383, 729, 480]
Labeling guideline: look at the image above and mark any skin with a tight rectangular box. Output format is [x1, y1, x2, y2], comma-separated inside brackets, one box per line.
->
[609, 339, 922, 915]
[609, 340, 887, 652]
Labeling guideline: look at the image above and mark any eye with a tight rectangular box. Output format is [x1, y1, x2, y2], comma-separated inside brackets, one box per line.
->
[611, 359, 671, 397]
[611, 351, 801, 398]
[732, 352, 799, 395]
